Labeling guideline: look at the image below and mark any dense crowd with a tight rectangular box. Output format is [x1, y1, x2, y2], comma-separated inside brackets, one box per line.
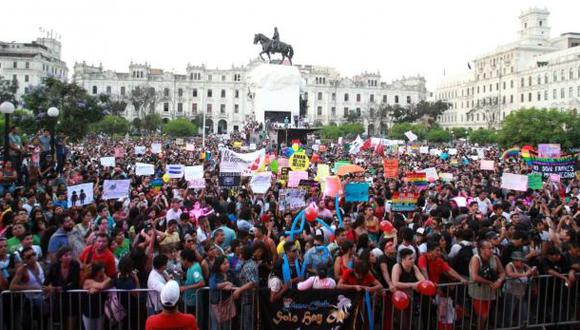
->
[0, 124, 579, 330]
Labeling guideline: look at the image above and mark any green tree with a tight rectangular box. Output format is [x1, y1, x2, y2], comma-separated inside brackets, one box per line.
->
[91, 115, 130, 136]
[141, 113, 162, 132]
[469, 128, 498, 145]
[129, 85, 159, 117]
[340, 123, 365, 136]
[22, 78, 105, 140]
[451, 127, 469, 139]
[385, 100, 449, 126]
[320, 125, 343, 139]
[497, 108, 577, 148]
[389, 122, 428, 140]
[320, 122, 364, 139]
[426, 128, 452, 143]
[0, 76, 18, 104]
[163, 118, 197, 137]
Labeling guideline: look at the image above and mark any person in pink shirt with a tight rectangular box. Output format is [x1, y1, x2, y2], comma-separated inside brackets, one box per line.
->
[297, 267, 336, 290]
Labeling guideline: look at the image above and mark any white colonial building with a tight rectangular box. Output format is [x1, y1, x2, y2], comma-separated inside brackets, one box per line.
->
[434, 8, 580, 129]
[0, 34, 68, 98]
[73, 59, 427, 134]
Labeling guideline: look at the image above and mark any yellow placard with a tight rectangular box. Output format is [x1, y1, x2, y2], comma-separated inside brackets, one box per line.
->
[289, 151, 310, 171]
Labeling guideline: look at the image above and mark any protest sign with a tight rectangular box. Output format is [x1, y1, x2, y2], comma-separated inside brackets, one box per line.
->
[185, 143, 195, 151]
[184, 165, 204, 180]
[383, 159, 399, 179]
[333, 161, 351, 174]
[316, 164, 330, 181]
[420, 146, 429, 154]
[527, 173, 543, 190]
[289, 151, 310, 171]
[549, 174, 561, 182]
[323, 176, 342, 197]
[538, 144, 561, 158]
[114, 147, 124, 158]
[166, 164, 184, 179]
[288, 171, 308, 188]
[278, 189, 307, 212]
[404, 172, 427, 187]
[103, 179, 131, 200]
[175, 138, 184, 145]
[250, 172, 272, 194]
[218, 172, 241, 187]
[345, 183, 370, 202]
[391, 192, 419, 211]
[134, 146, 146, 155]
[151, 143, 162, 154]
[448, 148, 458, 155]
[259, 289, 361, 330]
[67, 183, 94, 207]
[298, 179, 320, 190]
[501, 173, 528, 191]
[440, 173, 454, 182]
[220, 148, 266, 175]
[480, 160, 495, 171]
[100, 157, 115, 167]
[135, 163, 155, 176]
[531, 155, 576, 179]
[420, 167, 439, 182]
[404, 131, 418, 141]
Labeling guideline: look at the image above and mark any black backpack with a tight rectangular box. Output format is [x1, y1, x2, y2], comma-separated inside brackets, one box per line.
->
[452, 243, 474, 277]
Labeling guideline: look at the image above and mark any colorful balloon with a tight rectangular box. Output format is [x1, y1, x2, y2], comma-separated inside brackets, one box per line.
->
[292, 143, 300, 152]
[392, 291, 410, 310]
[162, 173, 170, 183]
[305, 207, 318, 222]
[417, 280, 437, 296]
[311, 153, 320, 163]
[380, 220, 394, 233]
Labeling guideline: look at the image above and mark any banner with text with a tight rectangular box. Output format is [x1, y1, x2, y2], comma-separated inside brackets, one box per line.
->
[531, 155, 577, 179]
[220, 148, 266, 175]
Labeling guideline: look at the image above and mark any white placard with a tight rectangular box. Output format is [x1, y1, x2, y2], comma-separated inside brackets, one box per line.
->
[501, 173, 528, 192]
[100, 157, 115, 167]
[135, 163, 155, 176]
[67, 183, 94, 206]
[175, 138, 184, 145]
[420, 167, 439, 182]
[188, 178, 206, 189]
[184, 165, 204, 181]
[166, 164, 184, 179]
[420, 146, 429, 154]
[102, 179, 131, 200]
[404, 131, 418, 141]
[448, 148, 458, 155]
[480, 160, 495, 171]
[151, 143, 162, 154]
[134, 146, 146, 155]
[249, 143, 257, 151]
[429, 149, 442, 156]
[250, 172, 272, 194]
[185, 143, 195, 151]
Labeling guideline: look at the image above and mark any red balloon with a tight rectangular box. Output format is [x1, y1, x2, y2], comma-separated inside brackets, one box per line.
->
[392, 291, 409, 310]
[380, 220, 394, 233]
[305, 207, 318, 222]
[311, 153, 320, 163]
[417, 280, 437, 296]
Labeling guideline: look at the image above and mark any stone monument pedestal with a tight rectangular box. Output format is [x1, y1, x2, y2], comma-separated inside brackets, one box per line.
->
[249, 63, 303, 126]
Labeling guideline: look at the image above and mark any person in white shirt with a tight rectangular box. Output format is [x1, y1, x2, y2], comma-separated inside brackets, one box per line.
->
[147, 255, 169, 315]
[165, 199, 183, 223]
[475, 191, 493, 216]
[449, 229, 476, 259]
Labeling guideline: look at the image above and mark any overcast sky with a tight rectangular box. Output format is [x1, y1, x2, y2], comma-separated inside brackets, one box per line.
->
[2, 0, 578, 90]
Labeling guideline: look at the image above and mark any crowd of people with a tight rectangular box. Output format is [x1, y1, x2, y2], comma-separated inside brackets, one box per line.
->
[0, 124, 579, 330]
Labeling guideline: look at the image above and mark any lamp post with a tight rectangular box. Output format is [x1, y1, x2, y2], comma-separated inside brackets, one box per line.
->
[0, 101, 15, 162]
[47, 106, 59, 157]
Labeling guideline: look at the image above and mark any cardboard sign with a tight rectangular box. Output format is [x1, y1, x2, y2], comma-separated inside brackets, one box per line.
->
[185, 143, 195, 151]
[67, 182, 94, 206]
[250, 172, 272, 194]
[404, 131, 418, 141]
[166, 164, 184, 179]
[383, 159, 399, 179]
[288, 171, 308, 188]
[100, 157, 115, 167]
[102, 179, 131, 200]
[135, 163, 155, 176]
[151, 143, 162, 154]
[134, 146, 146, 155]
[278, 188, 306, 212]
[419, 146, 429, 154]
[501, 173, 528, 191]
[345, 183, 369, 202]
[527, 173, 543, 190]
[480, 160, 495, 171]
[316, 164, 330, 181]
[184, 165, 204, 180]
[420, 167, 439, 182]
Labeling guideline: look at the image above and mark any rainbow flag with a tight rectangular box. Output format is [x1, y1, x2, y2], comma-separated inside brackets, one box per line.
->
[501, 147, 520, 159]
[520, 145, 537, 165]
[404, 172, 428, 187]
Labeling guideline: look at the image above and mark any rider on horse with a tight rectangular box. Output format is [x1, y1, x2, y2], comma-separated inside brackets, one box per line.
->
[272, 27, 280, 51]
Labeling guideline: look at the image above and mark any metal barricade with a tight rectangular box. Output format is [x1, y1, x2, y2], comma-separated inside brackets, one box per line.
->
[0, 275, 579, 330]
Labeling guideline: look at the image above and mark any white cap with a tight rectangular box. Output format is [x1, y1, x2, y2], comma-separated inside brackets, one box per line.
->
[160, 280, 180, 307]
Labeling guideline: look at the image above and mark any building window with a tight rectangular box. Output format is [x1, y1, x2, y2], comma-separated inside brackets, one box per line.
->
[382, 95, 387, 103]
[220, 89, 226, 98]
[510, 95, 514, 103]
[207, 89, 212, 98]
[356, 108, 361, 116]
[13, 62, 17, 68]
[344, 93, 349, 102]
[178, 88, 183, 97]
[220, 104, 226, 114]
[553, 89, 557, 99]
[537, 75, 541, 85]
[25, 62, 29, 69]
[561, 70, 565, 81]
[164, 88, 170, 97]
[570, 69, 574, 80]
[192, 88, 198, 97]
[570, 87, 574, 98]
[317, 92, 322, 101]
[121, 87, 126, 96]
[537, 92, 541, 101]
[234, 104, 239, 113]
[578, 86, 580, 97]
[369, 108, 374, 117]
[208, 75, 212, 81]
[545, 74, 548, 84]
[356, 94, 361, 102]
[483, 85, 486, 93]
[106, 86, 111, 94]
[343, 107, 348, 117]
[163, 103, 169, 112]
[207, 104, 212, 113]
[395, 95, 399, 103]
[317, 106, 322, 115]
[235, 90, 239, 98]
[528, 93, 532, 101]
[561, 88, 565, 99]
[502, 96, 506, 104]
[234, 74, 241, 81]
[520, 78, 524, 87]
[92, 86, 97, 95]
[192, 103, 197, 113]
[520, 94, 524, 102]
[24, 75, 29, 83]
[407, 96, 411, 104]
[544, 90, 548, 100]
[177, 103, 183, 112]
[221, 75, 226, 81]
[370, 94, 374, 102]
[510, 80, 514, 88]
[331, 107, 336, 116]
[528, 76, 532, 86]
[331, 93, 336, 101]
[553, 72, 557, 82]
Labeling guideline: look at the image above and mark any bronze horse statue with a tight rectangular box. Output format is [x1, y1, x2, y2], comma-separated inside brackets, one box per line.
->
[253, 33, 294, 65]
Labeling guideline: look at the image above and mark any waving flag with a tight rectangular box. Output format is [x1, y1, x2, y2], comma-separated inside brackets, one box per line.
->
[166, 164, 184, 179]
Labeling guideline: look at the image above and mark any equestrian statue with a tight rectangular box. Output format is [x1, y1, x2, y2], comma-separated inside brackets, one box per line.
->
[253, 27, 294, 65]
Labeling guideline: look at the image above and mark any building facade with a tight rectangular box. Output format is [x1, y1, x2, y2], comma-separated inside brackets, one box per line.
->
[73, 60, 427, 134]
[0, 35, 68, 98]
[434, 8, 580, 129]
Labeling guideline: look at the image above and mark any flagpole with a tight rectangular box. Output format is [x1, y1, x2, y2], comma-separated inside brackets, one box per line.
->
[202, 110, 206, 148]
